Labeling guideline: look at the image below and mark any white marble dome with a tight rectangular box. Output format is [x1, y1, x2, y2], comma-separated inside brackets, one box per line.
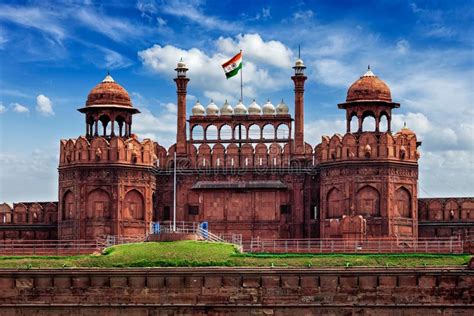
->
[220, 100, 233, 115]
[234, 100, 247, 115]
[262, 99, 276, 114]
[248, 99, 261, 115]
[206, 100, 219, 115]
[276, 99, 289, 115]
[192, 100, 205, 116]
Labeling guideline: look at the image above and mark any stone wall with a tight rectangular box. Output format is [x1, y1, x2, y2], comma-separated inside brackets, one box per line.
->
[0, 267, 471, 314]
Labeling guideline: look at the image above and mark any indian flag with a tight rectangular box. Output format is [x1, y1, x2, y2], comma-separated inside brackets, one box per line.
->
[222, 51, 242, 79]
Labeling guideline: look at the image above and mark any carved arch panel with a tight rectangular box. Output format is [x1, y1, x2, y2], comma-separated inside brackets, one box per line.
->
[394, 187, 411, 218]
[86, 188, 111, 219]
[356, 186, 380, 217]
[124, 189, 145, 220]
[327, 188, 345, 218]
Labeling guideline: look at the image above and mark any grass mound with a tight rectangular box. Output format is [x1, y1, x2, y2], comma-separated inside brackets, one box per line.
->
[0, 241, 470, 268]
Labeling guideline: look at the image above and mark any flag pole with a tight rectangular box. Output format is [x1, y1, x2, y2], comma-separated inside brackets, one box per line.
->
[240, 49, 243, 102]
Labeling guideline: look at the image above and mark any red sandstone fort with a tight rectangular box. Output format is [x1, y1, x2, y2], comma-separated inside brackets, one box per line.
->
[0, 58, 472, 242]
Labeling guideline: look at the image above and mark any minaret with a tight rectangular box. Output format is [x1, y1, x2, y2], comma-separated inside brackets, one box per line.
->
[291, 51, 307, 157]
[174, 59, 190, 156]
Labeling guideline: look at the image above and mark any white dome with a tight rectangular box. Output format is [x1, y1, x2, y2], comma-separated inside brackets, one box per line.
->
[276, 99, 289, 114]
[206, 100, 219, 115]
[262, 99, 276, 114]
[192, 100, 205, 116]
[177, 58, 186, 69]
[220, 100, 233, 115]
[234, 100, 247, 115]
[248, 99, 261, 115]
[295, 58, 305, 67]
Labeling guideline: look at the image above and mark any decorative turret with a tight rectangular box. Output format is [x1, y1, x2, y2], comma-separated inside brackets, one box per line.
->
[191, 100, 205, 116]
[234, 100, 247, 115]
[276, 99, 289, 115]
[220, 100, 233, 115]
[262, 99, 276, 115]
[248, 99, 262, 115]
[206, 100, 219, 115]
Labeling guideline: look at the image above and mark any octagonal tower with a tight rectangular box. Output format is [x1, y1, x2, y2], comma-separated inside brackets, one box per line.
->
[58, 74, 156, 240]
[317, 67, 421, 240]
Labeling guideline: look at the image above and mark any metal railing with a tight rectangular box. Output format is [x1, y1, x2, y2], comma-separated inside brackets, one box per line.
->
[0, 239, 104, 256]
[246, 237, 464, 254]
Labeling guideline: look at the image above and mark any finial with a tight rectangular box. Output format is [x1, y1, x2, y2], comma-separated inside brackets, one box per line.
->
[298, 45, 301, 59]
[281, 98, 284, 102]
[368, 64, 370, 70]
[107, 70, 110, 75]
[403, 122, 407, 129]
[210, 99, 213, 103]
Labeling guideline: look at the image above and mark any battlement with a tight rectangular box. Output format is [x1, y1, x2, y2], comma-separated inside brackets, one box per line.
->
[59, 136, 158, 168]
[318, 131, 420, 164]
[0, 202, 57, 224]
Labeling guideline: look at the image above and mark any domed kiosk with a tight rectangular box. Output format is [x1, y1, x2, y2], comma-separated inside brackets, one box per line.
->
[78, 73, 140, 139]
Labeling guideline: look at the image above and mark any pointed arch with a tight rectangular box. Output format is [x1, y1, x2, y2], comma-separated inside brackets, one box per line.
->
[86, 188, 111, 219]
[124, 189, 144, 220]
[62, 190, 75, 221]
[357, 185, 380, 216]
[327, 187, 345, 218]
[394, 187, 411, 218]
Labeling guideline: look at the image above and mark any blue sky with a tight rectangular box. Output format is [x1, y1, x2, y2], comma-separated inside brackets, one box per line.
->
[0, 0, 473, 202]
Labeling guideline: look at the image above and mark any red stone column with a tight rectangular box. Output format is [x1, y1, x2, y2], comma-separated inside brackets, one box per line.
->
[174, 66, 190, 157]
[291, 74, 307, 156]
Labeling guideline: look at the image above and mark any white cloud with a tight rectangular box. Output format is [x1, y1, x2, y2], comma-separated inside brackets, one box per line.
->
[293, 10, 314, 21]
[396, 39, 409, 54]
[158, 0, 239, 32]
[0, 103, 6, 114]
[75, 8, 145, 42]
[138, 34, 292, 101]
[36, 94, 54, 116]
[216, 33, 293, 69]
[0, 5, 65, 42]
[11, 102, 29, 113]
[313, 59, 358, 87]
[101, 47, 133, 69]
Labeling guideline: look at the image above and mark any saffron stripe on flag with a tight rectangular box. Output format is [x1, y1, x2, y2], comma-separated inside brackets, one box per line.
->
[222, 52, 242, 68]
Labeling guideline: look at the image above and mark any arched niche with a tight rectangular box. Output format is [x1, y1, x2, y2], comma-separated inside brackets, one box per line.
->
[428, 201, 443, 221]
[86, 188, 111, 219]
[444, 200, 459, 220]
[62, 190, 75, 221]
[394, 187, 411, 218]
[327, 188, 344, 218]
[379, 112, 389, 132]
[349, 112, 358, 132]
[124, 189, 144, 220]
[356, 186, 380, 216]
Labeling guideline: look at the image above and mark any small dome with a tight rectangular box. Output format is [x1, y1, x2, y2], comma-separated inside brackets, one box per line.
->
[276, 99, 289, 114]
[206, 100, 219, 115]
[262, 99, 276, 114]
[177, 58, 187, 69]
[346, 67, 392, 102]
[295, 58, 305, 68]
[192, 100, 205, 116]
[396, 122, 416, 136]
[86, 73, 132, 107]
[234, 100, 247, 115]
[248, 99, 261, 115]
[220, 100, 233, 115]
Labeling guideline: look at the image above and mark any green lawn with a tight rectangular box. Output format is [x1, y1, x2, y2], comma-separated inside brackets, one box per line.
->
[0, 241, 470, 268]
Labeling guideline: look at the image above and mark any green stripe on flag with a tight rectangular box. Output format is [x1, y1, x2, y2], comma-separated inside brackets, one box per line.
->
[225, 63, 242, 79]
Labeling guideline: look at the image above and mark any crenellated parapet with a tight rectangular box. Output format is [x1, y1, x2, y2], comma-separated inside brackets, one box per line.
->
[59, 136, 160, 168]
[0, 202, 57, 225]
[319, 130, 420, 164]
